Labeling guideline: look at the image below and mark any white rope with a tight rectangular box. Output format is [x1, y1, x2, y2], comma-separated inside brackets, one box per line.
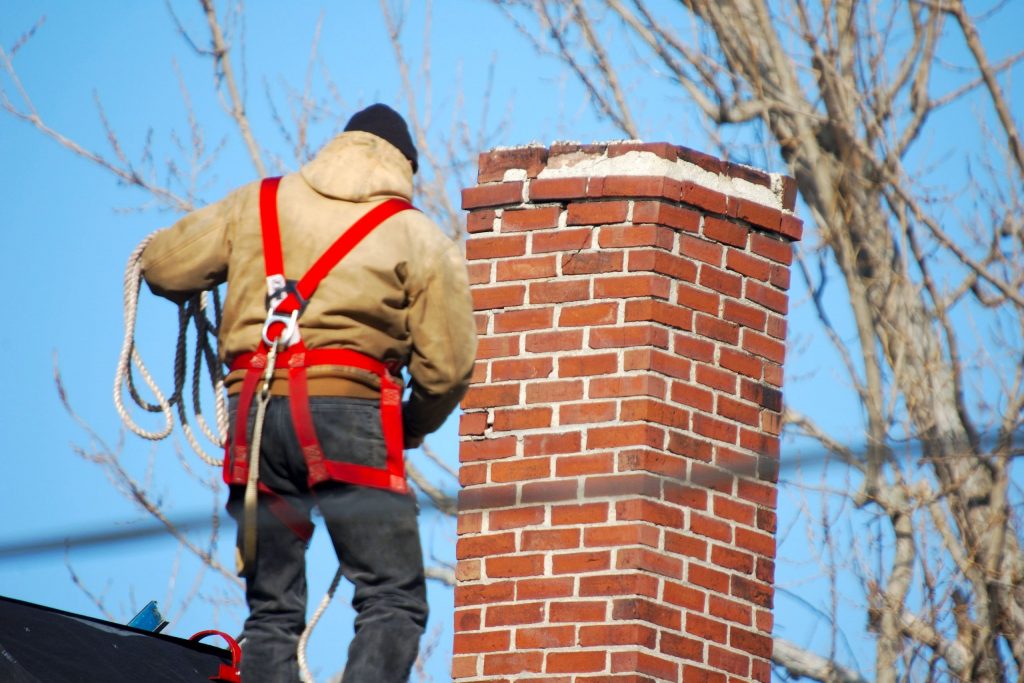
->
[114, 233, 227, 465]
[298, 567, 344, 683]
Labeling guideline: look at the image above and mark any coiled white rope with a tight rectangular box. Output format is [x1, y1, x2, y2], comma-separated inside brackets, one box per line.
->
[114, 234, 228, 465]
[116, 234, 342, 682]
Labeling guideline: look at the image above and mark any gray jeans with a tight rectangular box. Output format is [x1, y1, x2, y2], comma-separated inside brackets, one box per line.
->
[228, 396, 427, 683]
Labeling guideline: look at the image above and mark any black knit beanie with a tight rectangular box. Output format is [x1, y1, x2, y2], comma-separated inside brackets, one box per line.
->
[344, 104, 419, 173]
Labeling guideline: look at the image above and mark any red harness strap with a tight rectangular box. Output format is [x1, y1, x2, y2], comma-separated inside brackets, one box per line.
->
[224, 177, 414, 496]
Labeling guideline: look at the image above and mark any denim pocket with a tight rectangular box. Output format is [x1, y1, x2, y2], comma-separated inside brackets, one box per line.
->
[308, 396, 387, 470]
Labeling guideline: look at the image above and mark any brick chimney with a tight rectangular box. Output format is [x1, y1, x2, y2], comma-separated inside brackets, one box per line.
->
[454, 142, 801, 682]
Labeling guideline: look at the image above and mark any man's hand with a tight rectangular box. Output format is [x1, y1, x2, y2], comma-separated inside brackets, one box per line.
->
[404, 433, 424, 450]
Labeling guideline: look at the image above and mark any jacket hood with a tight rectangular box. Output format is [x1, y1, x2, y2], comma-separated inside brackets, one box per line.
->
[300, 131, 414, 202]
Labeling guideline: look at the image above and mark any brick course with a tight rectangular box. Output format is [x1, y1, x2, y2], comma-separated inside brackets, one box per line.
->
[456, 142, 801, 681]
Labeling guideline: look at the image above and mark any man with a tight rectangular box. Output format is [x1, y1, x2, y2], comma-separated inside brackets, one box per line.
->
[141, 104, 477, 682]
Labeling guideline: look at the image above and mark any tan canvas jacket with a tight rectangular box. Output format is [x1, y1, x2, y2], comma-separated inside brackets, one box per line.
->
[141, 131, 477, 438]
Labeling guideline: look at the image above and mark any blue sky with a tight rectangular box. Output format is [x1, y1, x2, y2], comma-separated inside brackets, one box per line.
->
[1, 2, 1020, 681]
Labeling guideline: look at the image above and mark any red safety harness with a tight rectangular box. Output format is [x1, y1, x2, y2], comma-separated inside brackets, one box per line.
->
[223, 177, 415, 501]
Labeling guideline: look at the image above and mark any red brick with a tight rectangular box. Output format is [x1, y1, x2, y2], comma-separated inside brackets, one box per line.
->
[496, 255, 558, 281]
[587, 423, 665, 450]
[677, 283, 720, 315]
[532, 227, 593, 252]
[690, 512, 732, 542]
[516, 577, 576, 600]
[491, 357, 553, 382]
[729, 197, 782, 232]
[501, 206, 561, 231]
[529, 177, 588, 201]
[708, 645, 750, 677]
[695, 313, 740, 345]
[749, 232, 792, 264]
[476, 335, 520, 360]
[583, 523, 659, 549]
[556, 452, 615, 477]
[766, 311, 787, 338]
[457, 511, 482, 534]
[722, 299, 767, 331]
[595, 274, 671, 300]
[721, 349, 765, 381]
[466, 261, 491, 285]
[515, 625, 575, 650]
[453, 629, 511, 654]
[525, 330, 584, 353]
[696, 363, 737, 393]
[466, 209, 497, 234]
[623, 348, 691, 380]
[451, 655, 477, 679]
[561, 250, 625, 275]
[632, 200, 700, 232]
[525, 379, 584, 404]
[523, 431, 582, 456]
[590, 324, 669, 350]
[769, 263, 791, 291]
[579, 572, 659, 599]
[745, 280, 788, 314]
[466, 234, 527, 260]
[459, 484, 518, 510]
[670, 382, 714, 412]
[743, 329, 786, 363]
[457, 532, 516, 559]
[559, 302, 619, 327]
[679, 181, 729, 214]
[709, 594, 753, 625]
[589, 374, 666, 399]
[665, 532, 708, 561]
[725, 248, 771, 280]
[454, 605, 481, 630]
[704, 216, 748, 247]
[558, 353, 618, 377]
[731, 626, 772, 658]
[486, 555, 545, 579]
[478, 147, 548, 182]
[579, 623, 657, 648]
[462, 384, 519, 410]
[552, 551, 612, 574]
[598, 224, 675, 250]
[584, 473, 662, 499]
[460, 412, 487, 436]
[717, 396, 760, 426]
[674, 334, 715, 362]
[568, 201, 630, 225]
[493, 307, 553, 333]
[616, 547, 684, 578]
[661, 632, 704, 661]
[549, 600, 609, 622]
[628, 249, 698, 282]
[624, 300, 693, 332]
[779, 213, 803, 240]
[689, 563, 730, 593]
[489, 506, 546, 531]
[683, 665, 727, 683]
[693, 413, 738, 443]
[699, 264, 743, 297]
[664, 579, 706, 610]
[459, 434, 507, 461]
[551, 502, 609, 526]
[611, 598, 681, 630]
[483, 650, 543, 675]
[687, 613, 728, 643]
[546, 651, 607, 674]
[462, 182, 524, 209]
[521, 479, 578, 504]
[731, 575, 773, 607]
[620, 398, 689, 429]
[491, 457, 551, 482]
[619, 448, 688, 479]
[522, 528, 581, 551]
[607, 142, 679, 161]
[493, 406, 552, 432]
[611, 651, 679, 681]
[616, 498, 683, 527]
[736, 528, 776, 557]
[459, 463, 486, 487]
[559, 401, 617, 424]
[680, 233, 724, 265]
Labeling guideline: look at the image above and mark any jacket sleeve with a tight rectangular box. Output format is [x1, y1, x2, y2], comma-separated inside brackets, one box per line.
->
[403, 235, 478, 439]
[140, 192, 237, 304]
